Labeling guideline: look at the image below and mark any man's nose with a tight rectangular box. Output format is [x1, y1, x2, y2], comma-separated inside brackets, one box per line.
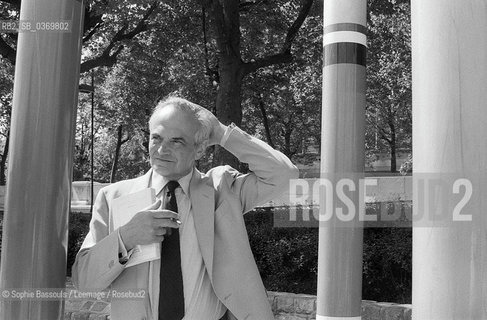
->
[157, 140, 170, 153]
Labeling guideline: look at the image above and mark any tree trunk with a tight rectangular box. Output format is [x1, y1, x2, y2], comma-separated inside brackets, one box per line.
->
[283, 124, 295, 160]
[258, 98, 275, 148]
[208, 0, 243, 169]
[390, 124, 397, 172]
[110, 125, 129, 183]
[0, 130, 10, 185]
[213, 59, 243, 169]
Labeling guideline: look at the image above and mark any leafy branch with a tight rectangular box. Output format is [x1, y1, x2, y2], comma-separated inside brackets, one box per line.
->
[242, 0, 313, 75]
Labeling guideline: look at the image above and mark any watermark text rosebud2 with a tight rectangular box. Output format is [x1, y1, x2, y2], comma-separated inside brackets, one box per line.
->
[280, 174, 475, 228]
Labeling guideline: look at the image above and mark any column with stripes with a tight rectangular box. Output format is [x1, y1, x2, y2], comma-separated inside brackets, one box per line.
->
[317, 1, 366, 320]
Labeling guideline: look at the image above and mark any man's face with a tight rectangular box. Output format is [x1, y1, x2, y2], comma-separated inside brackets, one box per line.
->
[149, 105, 204, 180]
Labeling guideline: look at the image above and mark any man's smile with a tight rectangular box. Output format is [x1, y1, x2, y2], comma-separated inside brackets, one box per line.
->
[154, 157, 174, 163]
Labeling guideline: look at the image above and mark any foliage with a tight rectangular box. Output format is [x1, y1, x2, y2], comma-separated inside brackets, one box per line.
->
[241, 10, 322, 162]
[366, 0, 412, 172]
[66, 212, 91, 276]
[91, 128, 149, 182]
[73, 93, 94, 181]
[244, 207, 412, 303]
[362, 228, 412, 303]
[245, 208, 319, 294]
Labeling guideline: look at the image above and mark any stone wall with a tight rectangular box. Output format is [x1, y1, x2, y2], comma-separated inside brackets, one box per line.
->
[267, 292, 411, 320]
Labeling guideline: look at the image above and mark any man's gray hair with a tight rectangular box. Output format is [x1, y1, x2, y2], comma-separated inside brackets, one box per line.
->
[150, 96, 212, 145]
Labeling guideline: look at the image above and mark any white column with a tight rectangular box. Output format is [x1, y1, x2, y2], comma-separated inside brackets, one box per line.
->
[412, 1, 487, 319]
[0, 1, 84, 319]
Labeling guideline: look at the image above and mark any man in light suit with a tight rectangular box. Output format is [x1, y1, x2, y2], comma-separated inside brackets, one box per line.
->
[73, 97, 298, 320]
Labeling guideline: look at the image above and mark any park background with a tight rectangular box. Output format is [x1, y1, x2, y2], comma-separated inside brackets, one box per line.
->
[0, 0, 412, 317]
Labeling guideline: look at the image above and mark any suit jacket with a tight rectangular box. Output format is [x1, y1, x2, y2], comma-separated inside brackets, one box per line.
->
[72, 126, 298, 320]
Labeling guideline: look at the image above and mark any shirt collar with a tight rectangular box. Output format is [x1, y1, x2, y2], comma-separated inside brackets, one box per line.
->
[151, 167, 193, 196]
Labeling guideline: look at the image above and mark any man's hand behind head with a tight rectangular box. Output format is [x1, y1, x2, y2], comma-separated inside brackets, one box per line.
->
[201, 108, 227, 146]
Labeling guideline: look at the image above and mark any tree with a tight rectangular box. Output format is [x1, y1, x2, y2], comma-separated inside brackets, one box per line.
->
[73, 94, 93, 181]
[96, 60, 156, 183]
[366, 0, 412, 172]
[0, 0, 159, 73]
[241, 10, 322, 163]
[200, 0, 315, 167]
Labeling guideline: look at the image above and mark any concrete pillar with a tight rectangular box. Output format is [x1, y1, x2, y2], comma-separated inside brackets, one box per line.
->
[317, 1, 366, 319]
[412, 1, 487, 319]
[0, 0, 84, 319]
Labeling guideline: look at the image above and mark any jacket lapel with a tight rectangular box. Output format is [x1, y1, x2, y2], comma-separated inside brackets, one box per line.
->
[189, 168, 215, 280]
[126, 169, 158, 319]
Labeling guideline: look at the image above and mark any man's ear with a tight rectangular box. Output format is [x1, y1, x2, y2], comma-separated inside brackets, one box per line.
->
[194, 139, 208, 160]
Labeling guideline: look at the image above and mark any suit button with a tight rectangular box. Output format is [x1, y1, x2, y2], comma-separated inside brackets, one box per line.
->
[108, 260, 114, 268]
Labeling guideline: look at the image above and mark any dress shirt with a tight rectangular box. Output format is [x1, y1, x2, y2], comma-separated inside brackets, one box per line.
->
[151, 168, 226, 320]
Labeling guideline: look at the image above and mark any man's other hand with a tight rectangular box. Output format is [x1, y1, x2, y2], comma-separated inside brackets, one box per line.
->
[202, 108, 227, 146]
[119, 200, 181, 251]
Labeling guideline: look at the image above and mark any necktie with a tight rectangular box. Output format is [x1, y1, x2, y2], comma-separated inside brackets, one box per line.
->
[159, 180, 184, 319]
